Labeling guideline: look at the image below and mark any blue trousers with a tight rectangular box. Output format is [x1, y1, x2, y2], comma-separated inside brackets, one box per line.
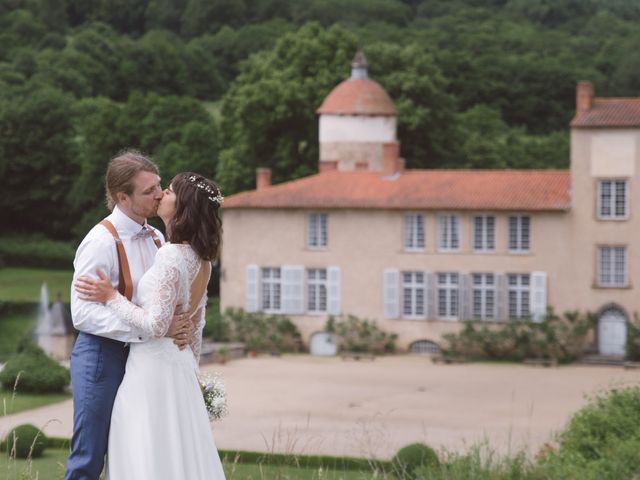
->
[65, 332, 128, 480]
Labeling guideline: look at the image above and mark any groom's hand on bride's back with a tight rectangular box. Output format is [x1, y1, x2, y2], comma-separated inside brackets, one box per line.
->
[166, 306, 195, 350]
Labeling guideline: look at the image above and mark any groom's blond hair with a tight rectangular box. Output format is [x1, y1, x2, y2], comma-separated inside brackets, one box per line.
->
[105, 150, 159, 210]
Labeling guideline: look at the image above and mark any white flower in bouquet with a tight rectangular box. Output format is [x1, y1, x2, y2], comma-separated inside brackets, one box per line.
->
[198, 372, 228, 421]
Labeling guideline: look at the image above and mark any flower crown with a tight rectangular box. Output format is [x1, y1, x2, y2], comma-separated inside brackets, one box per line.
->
[186, 175, 224, 205]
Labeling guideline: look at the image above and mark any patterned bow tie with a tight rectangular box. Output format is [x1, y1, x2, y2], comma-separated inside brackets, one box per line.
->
[132, 228, 151, 240]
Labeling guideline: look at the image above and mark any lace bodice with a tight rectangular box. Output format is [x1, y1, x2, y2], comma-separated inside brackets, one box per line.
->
[106, 243, 209, 362]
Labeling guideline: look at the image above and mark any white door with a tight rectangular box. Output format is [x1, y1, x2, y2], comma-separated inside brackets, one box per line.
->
[309, 332, 337, 356]
[598, 310, 627, 356]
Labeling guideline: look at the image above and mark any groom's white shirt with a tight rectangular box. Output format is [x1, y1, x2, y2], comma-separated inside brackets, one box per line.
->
[71, 205, 165, 343]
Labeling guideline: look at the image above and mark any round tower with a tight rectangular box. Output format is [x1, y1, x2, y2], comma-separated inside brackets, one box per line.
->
[316, 51, 398, 171]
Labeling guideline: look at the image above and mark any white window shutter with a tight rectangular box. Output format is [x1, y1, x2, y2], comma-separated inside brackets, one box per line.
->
[459, 273, 470, 321]
[245, 264, 259, 312]
[327, 266, 341, 315]
[383, 269, 399, 319]
[496, 273, 507, 321]
[425, 272, 434, 320]
[282, 265, 305, 314]
[530, 271, 547, 323]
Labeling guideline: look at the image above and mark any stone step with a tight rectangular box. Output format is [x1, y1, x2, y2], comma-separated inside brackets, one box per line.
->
[579, 354, 626, 366]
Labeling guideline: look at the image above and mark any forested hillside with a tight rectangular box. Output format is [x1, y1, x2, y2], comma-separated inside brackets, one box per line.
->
[1, 0, 639, 240]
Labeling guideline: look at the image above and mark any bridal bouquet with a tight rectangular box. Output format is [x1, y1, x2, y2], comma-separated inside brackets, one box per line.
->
[198, 372, 228, 421]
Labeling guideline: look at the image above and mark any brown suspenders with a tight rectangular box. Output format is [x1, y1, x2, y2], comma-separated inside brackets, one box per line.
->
[99, 219, 162, 301]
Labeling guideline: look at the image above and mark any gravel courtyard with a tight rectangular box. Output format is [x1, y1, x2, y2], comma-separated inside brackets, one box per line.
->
[206, 355, 639, 459]
[1, 355, 639, 460]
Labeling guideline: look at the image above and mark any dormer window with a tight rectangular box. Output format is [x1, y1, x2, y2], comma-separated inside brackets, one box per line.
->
[308, 213, 328, 249]
[597, 180, 628, 220]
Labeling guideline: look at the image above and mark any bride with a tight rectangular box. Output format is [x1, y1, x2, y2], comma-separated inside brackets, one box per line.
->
[75, 172, 226, 480]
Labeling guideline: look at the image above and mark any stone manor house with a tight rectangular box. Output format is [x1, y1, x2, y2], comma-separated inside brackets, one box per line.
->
[221, 53, 640, 357]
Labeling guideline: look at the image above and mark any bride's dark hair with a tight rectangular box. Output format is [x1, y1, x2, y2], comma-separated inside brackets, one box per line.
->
[167, 172, 222, 261]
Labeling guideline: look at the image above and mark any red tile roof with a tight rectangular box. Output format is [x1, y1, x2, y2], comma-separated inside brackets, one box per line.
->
[571, 99, 640, 127]
[316, 78, 397, 116]
[223, 170, 570, 211]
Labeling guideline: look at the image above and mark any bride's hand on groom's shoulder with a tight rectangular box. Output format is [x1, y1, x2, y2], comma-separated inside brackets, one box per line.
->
[75, 269, 117, 304]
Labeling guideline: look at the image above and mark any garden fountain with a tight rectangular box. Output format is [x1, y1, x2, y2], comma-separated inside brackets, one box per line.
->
[35, 282, 75, 360]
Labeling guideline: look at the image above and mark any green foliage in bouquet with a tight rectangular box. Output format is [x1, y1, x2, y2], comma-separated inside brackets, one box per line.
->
[326, 315, 397, 354]
[220, 308, 302, 354]
[441, 309, 596, 363]
[2, 424, 47, 459]
[0, 342, 70, 393]
[392, 443, 439, 478]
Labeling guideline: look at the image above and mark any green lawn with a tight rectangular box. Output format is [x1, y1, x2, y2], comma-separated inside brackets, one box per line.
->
[0, 392, 71, 416]
[0, 313, 36, 362]
[0, 450, 381, 480]
[0, 268, 73, 303]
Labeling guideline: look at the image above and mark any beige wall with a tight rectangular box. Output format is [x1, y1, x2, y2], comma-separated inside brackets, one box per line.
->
[562, 128, 640, 319]
[221, 208, 576, 350]
[220, 126, 640, 355]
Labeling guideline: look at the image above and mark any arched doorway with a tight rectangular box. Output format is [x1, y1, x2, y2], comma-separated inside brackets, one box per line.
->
[309, 331, 337, 356]
[598, 308, 627, 356]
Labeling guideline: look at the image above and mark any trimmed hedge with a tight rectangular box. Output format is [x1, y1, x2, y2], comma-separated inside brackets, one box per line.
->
[0, 236, 75, 269]
[0, 343, 70, 393]
[2, 424, 47, 458]
[392, 443, 439, 478]
[217, 449, 390, 472]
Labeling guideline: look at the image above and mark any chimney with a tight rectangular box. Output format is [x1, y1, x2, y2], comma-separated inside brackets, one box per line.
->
[382, 142, 400, 176]
[256, 168, 271, 190]
[576, 81, 594, 113]
[319, 160, 338, 173]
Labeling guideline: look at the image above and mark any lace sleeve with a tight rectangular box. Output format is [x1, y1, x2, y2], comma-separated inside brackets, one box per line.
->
[189, 292, 208, 364]
[105, 247, 182, 338]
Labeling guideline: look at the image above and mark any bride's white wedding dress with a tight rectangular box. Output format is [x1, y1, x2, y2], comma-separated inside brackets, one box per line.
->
[104, 243, 225, 480]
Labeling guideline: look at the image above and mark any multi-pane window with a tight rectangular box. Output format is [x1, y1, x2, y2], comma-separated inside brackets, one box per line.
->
[261, 267, 281, 311]
[598, 180, 628, 219]
[473, 215, 496, 251]
[597, 246, 627, 287]
[437, 272, 459, 319]
[307, 268, 328, 313]
[308, 213, 328, 248]
[402, 272, 425, 318]
[472, 273, 496, 320]
[508, 274, 530, 319]
[508, 216, 530, 252]
[438, 215, 460, 251]
[404, 214, 425, 250]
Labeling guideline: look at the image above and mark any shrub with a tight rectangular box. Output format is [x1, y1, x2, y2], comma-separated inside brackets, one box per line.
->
[0, 343, 70, 393]
[328, 315, 397, 354]
[221, 308, 302, 353]
[0, 236, 75, 269]
[556, 386, 640, 461]
[442, 309, 595, 363]
[2, 424, 47, 458]
[204, 298, 230, 341]
[392, 443, 439, 478]
[626, 314, 640, 361]
[536, 386, 640, 479]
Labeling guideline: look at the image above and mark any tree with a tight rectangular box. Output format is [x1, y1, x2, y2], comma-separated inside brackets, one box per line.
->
[366, 42, 460, 168]
[0, 86, 77, 238]
[216, 22, 357, 193]
[181, 0, 247, 37]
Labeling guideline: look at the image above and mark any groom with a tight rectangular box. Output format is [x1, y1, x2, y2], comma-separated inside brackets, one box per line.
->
[65, 150, 193, 480]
